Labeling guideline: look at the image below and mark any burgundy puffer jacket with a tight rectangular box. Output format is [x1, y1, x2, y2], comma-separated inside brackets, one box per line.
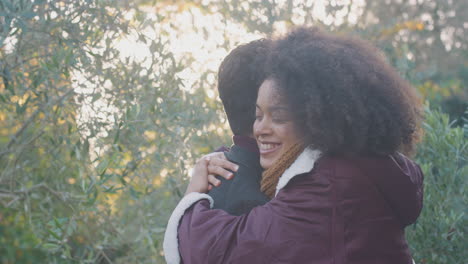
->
[163, 148, 424, 264]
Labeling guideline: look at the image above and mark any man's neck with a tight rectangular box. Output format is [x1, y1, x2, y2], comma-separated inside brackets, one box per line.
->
[232, 135, 259, 154]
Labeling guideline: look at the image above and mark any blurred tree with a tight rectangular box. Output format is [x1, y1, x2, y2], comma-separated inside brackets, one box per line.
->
[0, 0, 224, 263]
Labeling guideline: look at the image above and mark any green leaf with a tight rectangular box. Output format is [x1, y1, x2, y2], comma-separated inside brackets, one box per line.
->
[91, 93, 101, 103]
[84, 187, 98, 206]
[42, 243, 60, 251]
[129, 187, 141, 200]
[96, 158, 109, 176]
[113, 123, 121, 144]
[47, 229, 61, 240]
[0, 94, 7, 103]
[21, 11, 36, 19]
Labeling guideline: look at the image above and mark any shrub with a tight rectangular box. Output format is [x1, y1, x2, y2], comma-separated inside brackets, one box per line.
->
[407, 107, 467, 264]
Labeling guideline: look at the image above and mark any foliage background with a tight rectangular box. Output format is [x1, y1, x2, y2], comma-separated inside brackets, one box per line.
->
[0, 0, 466, 263]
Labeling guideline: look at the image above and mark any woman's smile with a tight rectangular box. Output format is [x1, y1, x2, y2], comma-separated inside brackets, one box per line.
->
[258, 141, 282, 154]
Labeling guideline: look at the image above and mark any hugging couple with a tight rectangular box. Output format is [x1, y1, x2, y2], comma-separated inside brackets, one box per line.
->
[163, 27, 424, 264]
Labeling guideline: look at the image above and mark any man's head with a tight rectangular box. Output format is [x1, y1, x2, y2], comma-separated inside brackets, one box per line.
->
[218, 38, 272, 137]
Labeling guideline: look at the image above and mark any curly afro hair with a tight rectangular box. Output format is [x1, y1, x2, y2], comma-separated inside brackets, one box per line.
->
[218, 38, 272, 136]
[266, 27, 422, 156]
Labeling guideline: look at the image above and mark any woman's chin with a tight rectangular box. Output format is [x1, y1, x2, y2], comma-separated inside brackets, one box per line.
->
[260, 158, 274, 170]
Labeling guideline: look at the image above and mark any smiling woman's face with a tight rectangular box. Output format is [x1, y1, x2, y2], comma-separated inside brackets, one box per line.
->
[253, 79, 303, 169]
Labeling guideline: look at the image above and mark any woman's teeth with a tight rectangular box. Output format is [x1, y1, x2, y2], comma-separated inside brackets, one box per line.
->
[260, 143, 278, 150]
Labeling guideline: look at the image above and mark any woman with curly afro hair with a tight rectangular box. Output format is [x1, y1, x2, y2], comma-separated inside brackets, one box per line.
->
[164, 27, 424, 264]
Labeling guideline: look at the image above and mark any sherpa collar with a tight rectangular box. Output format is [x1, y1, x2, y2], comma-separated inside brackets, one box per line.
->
[275, 147, 321, 196]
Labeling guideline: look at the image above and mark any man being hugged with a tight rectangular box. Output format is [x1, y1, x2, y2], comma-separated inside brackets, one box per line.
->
[206, 39, 272, 215]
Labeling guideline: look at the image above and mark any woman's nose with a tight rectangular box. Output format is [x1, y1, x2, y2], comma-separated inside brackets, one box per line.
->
[254, 117, 271, 137]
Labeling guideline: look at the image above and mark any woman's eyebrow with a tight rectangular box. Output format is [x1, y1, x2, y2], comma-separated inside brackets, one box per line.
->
[256, 104, 289, 113]
[269, 106, 289, 112]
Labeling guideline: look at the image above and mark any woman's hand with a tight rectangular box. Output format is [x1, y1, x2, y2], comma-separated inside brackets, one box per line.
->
[185, 152, 239, 195]
[206, 152, 239, 189]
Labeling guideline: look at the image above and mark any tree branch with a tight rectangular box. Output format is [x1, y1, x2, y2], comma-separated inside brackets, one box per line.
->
[0, 89, 74, 158]
[0, 183, 69, 208]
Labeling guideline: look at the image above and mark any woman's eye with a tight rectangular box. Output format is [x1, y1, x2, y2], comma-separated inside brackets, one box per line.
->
[272, 118, 287, 123]
[255, 115, 263, 121]
[272, 114, 288, 123]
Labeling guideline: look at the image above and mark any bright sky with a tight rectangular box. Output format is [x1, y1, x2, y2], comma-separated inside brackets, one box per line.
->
[114, 0, 366, 90]
[116, 6, 263, 95]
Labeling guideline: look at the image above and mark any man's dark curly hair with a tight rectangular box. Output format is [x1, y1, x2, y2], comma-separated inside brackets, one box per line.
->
[218, 38, 272, 136]
[266, 27, 422, 155]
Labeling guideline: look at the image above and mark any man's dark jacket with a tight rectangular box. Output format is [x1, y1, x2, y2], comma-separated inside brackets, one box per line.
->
[208, 136, 270, 215]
